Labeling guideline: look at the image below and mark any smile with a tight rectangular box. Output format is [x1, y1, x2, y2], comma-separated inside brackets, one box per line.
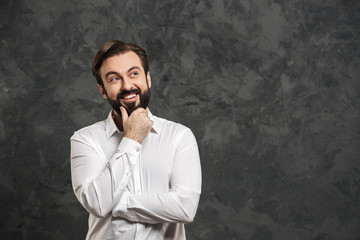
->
[122, 94, 137, 99]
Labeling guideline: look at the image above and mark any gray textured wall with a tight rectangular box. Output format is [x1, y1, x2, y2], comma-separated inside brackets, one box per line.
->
[1, 0, 359, 239]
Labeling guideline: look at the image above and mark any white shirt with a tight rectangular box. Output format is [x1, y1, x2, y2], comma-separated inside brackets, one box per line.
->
[70, 110, 202, 240]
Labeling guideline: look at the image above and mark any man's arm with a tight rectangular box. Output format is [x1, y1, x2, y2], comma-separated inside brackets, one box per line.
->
[70, 107, 154, 218]
[70, 134, 141, 218]
[112, 128, 202, 224]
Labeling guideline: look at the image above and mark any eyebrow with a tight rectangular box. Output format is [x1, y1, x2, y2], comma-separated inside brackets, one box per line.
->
[105, 66, 142, 79]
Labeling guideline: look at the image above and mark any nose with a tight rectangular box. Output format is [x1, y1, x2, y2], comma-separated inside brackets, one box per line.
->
[121, 77, 133, 91]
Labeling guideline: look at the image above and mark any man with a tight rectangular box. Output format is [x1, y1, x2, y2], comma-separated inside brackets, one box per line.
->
[70, 40, 202, 240]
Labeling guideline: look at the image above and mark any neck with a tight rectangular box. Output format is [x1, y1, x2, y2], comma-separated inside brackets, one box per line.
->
[112, 109, 124, 132]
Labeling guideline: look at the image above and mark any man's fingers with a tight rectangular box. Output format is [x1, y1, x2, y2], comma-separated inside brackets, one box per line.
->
[133, 107, 146, 114]
[120, 106, 128, 121]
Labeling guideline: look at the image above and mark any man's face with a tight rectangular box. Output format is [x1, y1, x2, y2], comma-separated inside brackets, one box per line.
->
[98, 51, 151, 116]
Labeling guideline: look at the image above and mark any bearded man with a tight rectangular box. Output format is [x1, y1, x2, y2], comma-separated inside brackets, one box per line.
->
[70, 40, 202, 240]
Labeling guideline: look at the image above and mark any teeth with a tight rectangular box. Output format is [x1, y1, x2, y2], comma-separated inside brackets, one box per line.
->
[124, 94, 136, 99]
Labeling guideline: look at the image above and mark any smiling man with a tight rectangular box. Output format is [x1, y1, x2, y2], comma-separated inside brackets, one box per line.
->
[70, 40, 202, 240]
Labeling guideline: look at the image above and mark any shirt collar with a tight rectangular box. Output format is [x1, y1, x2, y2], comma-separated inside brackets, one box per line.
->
[148, 110, 160, 134]
[105, 109, 159, 139]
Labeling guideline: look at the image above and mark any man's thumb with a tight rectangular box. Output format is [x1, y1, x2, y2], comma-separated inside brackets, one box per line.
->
[120, 106, 128, 121]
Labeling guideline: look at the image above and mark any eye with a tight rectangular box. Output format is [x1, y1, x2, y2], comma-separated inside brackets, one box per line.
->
[130, 71, 139, 77]
[109, 77, 119, 82]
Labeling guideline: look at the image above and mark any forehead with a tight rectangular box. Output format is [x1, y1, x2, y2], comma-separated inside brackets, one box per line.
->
[100, 51, 143, 76]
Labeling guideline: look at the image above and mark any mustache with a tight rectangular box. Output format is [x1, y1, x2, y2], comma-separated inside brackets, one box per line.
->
[116, 89, 140, 100]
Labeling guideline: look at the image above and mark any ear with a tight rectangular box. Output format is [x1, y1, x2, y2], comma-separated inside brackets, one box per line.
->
[98, 84, 107, 99]
[146, 72, 151, 88]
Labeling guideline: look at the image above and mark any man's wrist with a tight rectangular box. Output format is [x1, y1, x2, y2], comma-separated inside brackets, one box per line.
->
[124, 133, 142, 144]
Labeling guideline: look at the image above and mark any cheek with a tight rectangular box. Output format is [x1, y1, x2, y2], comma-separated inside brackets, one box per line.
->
[106, 86, 119, 99]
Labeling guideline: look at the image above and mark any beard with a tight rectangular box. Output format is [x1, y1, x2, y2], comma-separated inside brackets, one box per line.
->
[106, 86, 151, 117]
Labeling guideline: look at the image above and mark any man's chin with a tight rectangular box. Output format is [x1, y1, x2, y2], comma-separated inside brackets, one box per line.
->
[121, 102, 138, 115]
[108, 88, 150, 117]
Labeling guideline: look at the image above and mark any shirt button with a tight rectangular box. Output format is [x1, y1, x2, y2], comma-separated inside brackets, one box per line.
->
[136, 189, 140, 193]
[136, 147, 140, 152]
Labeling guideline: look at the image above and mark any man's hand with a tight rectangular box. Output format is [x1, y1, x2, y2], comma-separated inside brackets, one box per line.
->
[120, 106, 154, 143]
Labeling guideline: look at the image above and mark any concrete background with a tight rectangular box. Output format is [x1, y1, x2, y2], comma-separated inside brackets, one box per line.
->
[1, 0, 359, 239]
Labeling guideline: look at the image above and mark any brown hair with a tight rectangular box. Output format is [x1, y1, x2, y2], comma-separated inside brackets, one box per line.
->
[92, 40, 149, 87]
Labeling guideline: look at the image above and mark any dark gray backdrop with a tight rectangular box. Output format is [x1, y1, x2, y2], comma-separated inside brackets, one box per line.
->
[1, 0, 359, 239]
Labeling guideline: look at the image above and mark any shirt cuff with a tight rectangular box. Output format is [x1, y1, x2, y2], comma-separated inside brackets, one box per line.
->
[115, 137, 142, 159]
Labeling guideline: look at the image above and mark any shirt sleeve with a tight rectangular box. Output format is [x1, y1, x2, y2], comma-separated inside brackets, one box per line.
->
[70, 132, 141, 218]
[112, 129, 202, 223]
